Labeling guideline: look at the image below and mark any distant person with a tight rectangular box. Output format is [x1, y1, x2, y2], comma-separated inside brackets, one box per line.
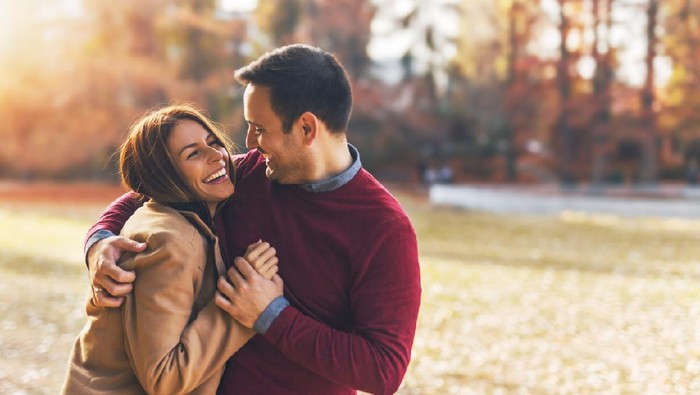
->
[417, 161, 428, 184]
[84, 44, 421, 394]
[687, 158, 698, 185]
[438, 164, 454, 184]
[62, 105, 280, 394]
[425, 166, 439, 185]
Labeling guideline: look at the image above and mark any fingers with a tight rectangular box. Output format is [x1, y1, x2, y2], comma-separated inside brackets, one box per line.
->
[245, 240, 263, 255]
[217, 275, 235, 298]
[88, 236, 140, 308]
[243, 241, 278, 277]
[102, 277, 134, 297]
[228, 259, 249, 285]
[214, 291, 232, 312]
[92, 272, 132, 307]
[92, 260, 135, 296]
[103, 259, 136, 283]
[244, 241, 275, 263]
[254, 249, 277, 267]
[92, 289, 124, 307]
[91, 286, 125, 308]
[233, 256, 256, 278]
[263, 264, 279, 280]
[257, 257, 279, 280]
[215, 276, 236, 314]
[111, 236, 147, 253]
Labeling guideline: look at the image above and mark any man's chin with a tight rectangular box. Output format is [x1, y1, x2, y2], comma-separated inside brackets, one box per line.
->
[265, 167, 278, 181]
[266, 169, 296, 184]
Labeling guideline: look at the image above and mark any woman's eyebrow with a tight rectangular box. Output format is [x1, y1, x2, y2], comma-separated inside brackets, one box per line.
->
[179, 133, 217, 156]
[178, 143, 198, 157]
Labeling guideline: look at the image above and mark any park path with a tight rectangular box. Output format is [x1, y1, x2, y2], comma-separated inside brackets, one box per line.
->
[430, 183, 700, 219]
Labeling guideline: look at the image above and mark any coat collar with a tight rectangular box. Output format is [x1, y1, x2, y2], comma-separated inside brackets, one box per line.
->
[167, 201, 213, 229]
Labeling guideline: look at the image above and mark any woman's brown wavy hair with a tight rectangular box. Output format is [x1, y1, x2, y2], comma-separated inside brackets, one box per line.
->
[118, 104, 236, 203]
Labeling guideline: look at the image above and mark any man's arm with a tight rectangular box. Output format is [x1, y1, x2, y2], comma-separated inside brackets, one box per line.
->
[86, 191, 145, 307]
[85, 191, 142, 247]
[216, 218, 421, 395]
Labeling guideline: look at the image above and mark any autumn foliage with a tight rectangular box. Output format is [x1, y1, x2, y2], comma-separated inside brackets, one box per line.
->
[0, 0, 698, 184]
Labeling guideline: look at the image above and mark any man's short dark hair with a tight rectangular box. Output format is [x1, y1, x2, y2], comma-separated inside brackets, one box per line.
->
[235, 44, 353, 134]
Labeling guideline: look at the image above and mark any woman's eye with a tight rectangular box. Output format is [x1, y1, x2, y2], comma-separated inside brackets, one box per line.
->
[187, 150, 198, 159]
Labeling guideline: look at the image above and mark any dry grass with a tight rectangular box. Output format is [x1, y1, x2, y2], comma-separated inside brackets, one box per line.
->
[397, 193, 700, 394]
[0, 201, 108, 394]
[1, 186, 699, 394]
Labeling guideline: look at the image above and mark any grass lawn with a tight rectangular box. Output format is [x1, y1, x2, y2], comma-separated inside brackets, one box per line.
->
[1, 187, 699, 394]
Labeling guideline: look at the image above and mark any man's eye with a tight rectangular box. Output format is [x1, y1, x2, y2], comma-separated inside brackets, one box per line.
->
[254, 128, 264, 135]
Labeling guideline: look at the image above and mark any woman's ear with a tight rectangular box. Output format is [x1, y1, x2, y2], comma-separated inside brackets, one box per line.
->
[298, 112, 318, 145]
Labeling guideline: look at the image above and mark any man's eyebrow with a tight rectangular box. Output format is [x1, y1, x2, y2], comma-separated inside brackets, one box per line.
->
[246, 120, 263, 127]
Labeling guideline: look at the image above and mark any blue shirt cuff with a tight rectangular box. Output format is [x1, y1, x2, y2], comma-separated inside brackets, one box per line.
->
[85, 229, 116, 257]
[253, 296, 290, 335]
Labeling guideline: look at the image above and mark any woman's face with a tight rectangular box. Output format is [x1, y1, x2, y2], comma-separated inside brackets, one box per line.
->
[167, 119, 234, 213]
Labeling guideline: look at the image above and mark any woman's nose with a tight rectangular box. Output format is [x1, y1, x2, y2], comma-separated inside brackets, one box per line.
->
[208, 146, 224, 162]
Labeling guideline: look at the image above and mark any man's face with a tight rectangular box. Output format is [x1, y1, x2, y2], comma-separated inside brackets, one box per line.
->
[243, 84, 312, 184]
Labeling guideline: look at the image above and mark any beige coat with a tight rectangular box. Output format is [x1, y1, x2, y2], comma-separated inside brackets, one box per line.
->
[62, 202, 253, 395]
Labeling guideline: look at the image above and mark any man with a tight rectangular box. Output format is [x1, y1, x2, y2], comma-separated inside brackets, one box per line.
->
[86, 44, 421, 394]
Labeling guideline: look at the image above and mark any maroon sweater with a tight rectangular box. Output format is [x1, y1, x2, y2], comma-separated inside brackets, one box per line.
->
[87, 150, 421, 394]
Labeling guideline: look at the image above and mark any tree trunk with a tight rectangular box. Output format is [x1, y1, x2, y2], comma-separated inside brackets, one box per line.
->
[556, 0, 575, 184]
[641, 0, 658, 183]
[504, 0, 521, 182]
[591, 0, 614, 185]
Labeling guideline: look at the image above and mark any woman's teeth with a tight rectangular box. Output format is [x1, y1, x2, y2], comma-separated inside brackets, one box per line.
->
[204, 169, 226, 183]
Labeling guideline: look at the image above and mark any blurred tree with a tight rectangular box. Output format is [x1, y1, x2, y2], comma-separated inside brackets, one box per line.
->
[447, 0, 556, 182]
[591, 0, 614, 120]
[554, 0, 576, 184]
[254, 0, 374, 78]
[371, 0, 459, 101]
[178, 0, 223, 82]
[255, 0, 304, 45]
[504, 0, 543, 181]
[663, 0, 700, 171]
[639, 0, 659, 182]
[590, 0, 615, 184]
[0, 0, 249, 179]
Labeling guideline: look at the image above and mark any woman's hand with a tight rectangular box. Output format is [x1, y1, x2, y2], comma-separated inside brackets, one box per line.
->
[242, 240, 278, 280]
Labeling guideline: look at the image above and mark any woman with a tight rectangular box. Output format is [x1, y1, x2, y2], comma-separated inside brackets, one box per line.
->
[62, 105, 279, 394]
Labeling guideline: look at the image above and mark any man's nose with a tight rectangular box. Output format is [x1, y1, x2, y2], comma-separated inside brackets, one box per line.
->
[245, 130, 258, 150]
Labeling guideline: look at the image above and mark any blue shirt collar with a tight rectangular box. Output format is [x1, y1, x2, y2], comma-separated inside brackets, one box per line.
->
[300, 144, 361, 193]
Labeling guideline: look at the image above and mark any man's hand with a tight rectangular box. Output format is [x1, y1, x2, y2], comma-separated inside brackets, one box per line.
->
[87, 235, 145, 307]
[215, 257, 284, 328]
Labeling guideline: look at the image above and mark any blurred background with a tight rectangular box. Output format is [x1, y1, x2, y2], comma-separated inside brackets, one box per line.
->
[1, 0, 698, 185]
[1, 0, 700, 394]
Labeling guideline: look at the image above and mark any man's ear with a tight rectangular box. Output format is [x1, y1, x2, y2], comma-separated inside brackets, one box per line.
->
[298, 112, 318, 145]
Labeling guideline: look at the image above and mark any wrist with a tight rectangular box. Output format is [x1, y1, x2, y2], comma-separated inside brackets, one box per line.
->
[252, 296, 289, 334]
[84, 230, 115, 265]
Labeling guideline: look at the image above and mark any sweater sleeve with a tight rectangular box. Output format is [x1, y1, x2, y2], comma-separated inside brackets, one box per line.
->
[262, 217, 422, 395]
[121, 229, 255, 395]
[84, 191, 142, 247]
